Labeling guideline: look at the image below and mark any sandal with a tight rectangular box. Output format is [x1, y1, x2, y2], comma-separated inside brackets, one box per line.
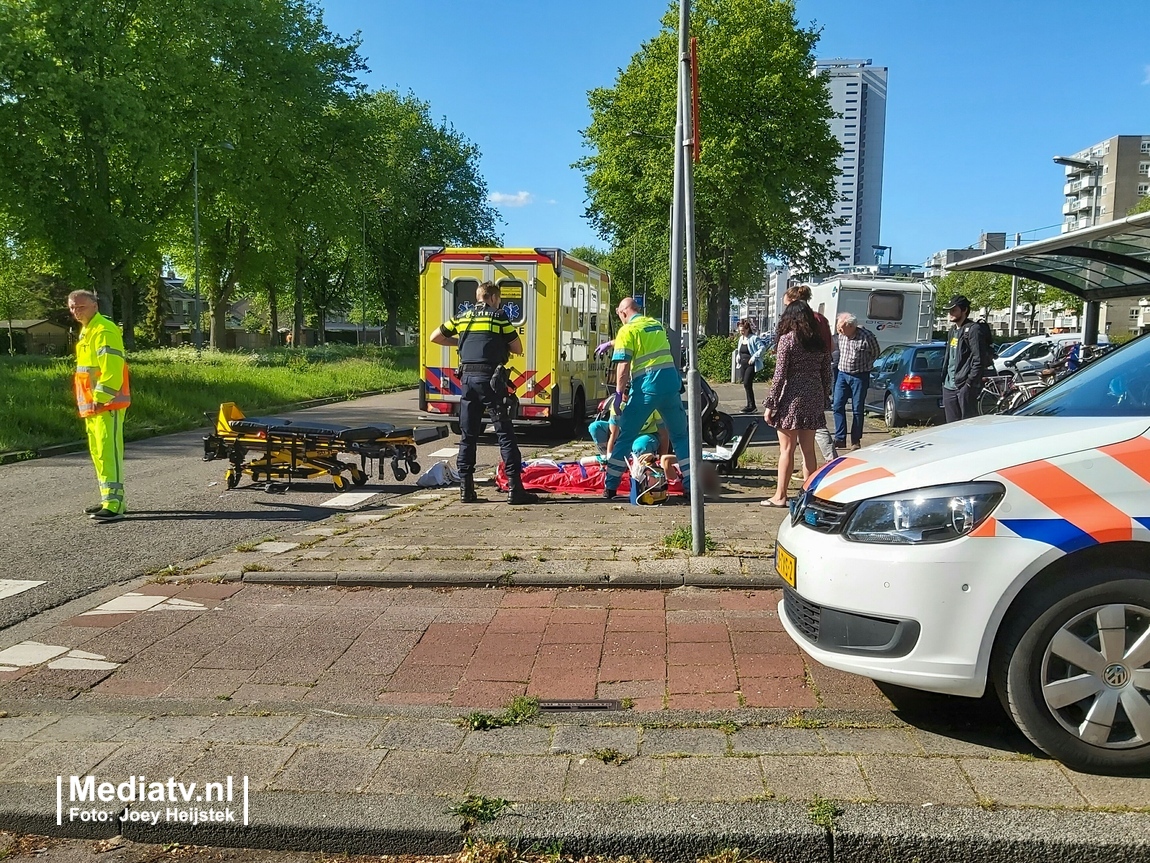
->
[760, 498, 789, 508]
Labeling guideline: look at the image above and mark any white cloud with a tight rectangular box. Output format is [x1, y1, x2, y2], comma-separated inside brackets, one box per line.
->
[488, 191, 534, 207]
[1143, 64, 1150, 85]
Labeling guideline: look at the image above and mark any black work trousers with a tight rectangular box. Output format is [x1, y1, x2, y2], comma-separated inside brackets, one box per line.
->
[457, 372, 522, 478]
[942, 382, 979, 423]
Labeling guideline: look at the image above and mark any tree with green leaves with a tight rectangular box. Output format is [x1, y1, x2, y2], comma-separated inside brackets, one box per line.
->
[577, 0, 841, 335]
[1130, 195, 1150, 216]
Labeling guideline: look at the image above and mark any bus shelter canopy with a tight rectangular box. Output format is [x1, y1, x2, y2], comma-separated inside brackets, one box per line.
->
[950, 211, 1150, 302]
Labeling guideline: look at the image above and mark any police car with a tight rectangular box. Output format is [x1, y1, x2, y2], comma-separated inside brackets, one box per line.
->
[776, 333, 1150, 774]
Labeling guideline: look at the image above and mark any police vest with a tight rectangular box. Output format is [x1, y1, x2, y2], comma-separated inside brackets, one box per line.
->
[74, 314, 131, 417]
[445, 306, 516, 366]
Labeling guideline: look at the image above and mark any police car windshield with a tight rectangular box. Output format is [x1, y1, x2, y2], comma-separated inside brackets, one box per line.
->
[1013, 335, 1150, 418]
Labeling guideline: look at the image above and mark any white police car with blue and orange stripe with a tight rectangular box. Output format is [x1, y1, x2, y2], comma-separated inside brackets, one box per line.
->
[776, 333, 1150, 774]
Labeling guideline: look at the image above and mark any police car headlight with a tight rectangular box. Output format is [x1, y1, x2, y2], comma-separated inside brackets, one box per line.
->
[842, 482, 1005, 544]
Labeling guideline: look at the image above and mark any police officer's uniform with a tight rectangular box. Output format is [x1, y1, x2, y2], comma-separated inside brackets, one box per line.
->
[440, 303, 537, 504]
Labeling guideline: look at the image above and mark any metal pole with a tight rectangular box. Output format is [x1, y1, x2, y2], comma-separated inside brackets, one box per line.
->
[676, 0, 704, 557]
[668, 35, 686, 369]
[193, 146, 201, 352]
[1008, 232, 1020, 336]
[632, 237, 637, 297]
[360, 209, 367, 346]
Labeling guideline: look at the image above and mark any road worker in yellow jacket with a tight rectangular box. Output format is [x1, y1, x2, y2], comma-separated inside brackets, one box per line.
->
[68, 290, 131, 523]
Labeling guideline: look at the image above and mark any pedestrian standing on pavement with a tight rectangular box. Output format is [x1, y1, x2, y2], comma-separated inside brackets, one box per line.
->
[604, 297, 692, 500]
[784, 285, 838, 464]
[732, 318, 766, 413]
[832, 313, 880, 451]
[761, 302, 832, 508]
[941, 294, 988, 422]
[430, 281, 537, 505]
[68, 290, 131, 523]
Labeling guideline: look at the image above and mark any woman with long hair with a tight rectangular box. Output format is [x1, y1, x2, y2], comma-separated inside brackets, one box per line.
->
[761, 302, 833, 507]
[732, 318, 767, 413]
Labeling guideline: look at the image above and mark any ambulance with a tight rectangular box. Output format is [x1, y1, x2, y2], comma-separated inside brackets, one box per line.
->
[775, 333, 1150, 774]
[418, 247, 612, 431]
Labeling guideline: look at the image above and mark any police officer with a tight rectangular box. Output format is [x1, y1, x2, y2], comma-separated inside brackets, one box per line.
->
[68, 290, 131, 522]
[604, 297, 692, 500]
[430, 281, 538, 505]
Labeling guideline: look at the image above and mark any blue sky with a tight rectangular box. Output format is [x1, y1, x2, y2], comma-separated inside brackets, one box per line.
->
[318, 0, 1148, 266]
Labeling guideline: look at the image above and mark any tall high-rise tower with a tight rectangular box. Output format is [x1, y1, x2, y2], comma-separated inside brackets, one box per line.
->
[812, 59, 887, 270]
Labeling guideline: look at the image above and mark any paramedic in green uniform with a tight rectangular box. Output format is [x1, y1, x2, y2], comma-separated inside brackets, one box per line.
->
[603, 297, 691, 500]
[430, 281, 537, 505]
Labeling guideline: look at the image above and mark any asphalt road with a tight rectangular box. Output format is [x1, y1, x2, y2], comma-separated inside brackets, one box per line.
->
[0, 383, 765, 631]
[0, 389, 517, 630]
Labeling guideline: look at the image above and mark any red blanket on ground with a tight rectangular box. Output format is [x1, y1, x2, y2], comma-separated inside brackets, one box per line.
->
[495, 460, 684, 496]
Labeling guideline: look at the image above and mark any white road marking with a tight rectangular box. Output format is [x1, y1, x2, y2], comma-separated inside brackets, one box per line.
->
[319, 492, 378, 508]
[146, 597, 206, 612]
[49, 651, 119, 671]
[0, 579, 46, 601]
[413, 493, 444, 500]
[428, 447, 458, 458]
[81, 593, 167, 615]
[0, 641, 68, 667]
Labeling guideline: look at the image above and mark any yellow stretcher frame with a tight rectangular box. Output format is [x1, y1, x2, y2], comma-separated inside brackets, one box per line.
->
[201, 402, 447, 491]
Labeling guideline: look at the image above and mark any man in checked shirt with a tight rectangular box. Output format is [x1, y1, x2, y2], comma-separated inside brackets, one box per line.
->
[832, 313, 880, 451]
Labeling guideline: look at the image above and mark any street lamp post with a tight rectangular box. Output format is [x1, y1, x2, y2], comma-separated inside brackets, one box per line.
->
[192, 142, 235, 351]
[871, 244, 891, 274]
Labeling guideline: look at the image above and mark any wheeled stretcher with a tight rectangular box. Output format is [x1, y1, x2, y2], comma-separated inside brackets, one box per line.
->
[202, 402, 448, 491]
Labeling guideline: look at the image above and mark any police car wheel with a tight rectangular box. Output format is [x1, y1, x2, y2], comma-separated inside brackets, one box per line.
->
[993, 567, 1150, 774]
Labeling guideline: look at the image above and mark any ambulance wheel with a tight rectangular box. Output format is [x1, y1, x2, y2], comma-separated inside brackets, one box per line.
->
[884, 395, 905, 428]
[332, 473, 347, 491]
[449, 421, 462, 436]
[225, 469, 240, 489]
[350, 468, 368, 487]
[991, 566, 1150, 775]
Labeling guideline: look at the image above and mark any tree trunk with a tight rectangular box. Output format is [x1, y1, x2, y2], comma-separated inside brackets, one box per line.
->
[293, 253, 305, 348]
[118, 274, 136, 350]
[717, 247, 731, 337]
[97, 264, 114, 318]
[385, 299, 399, 346]
[5, 321, 14, 356]
[210, 300, 228, 351]
[267, 279, 279, 345]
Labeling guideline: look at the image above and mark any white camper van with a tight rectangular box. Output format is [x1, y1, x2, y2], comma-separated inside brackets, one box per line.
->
[808, 278, 937, 352]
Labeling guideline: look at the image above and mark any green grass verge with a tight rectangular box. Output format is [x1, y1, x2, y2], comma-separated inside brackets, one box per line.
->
[0, 344, 419, 454]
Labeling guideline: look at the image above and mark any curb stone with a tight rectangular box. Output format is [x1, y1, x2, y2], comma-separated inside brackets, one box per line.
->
[228, 570, 785, 590]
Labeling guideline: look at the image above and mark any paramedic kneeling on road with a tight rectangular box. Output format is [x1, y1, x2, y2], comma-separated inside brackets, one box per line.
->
[603, 298, 692, 500]
[68, 290, 131, 523]
[430, 281, 537, 506]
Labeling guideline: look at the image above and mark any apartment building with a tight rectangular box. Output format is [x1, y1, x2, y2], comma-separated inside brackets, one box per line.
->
[811, 59, 887, 269]
[1059, 135, 1150, 336]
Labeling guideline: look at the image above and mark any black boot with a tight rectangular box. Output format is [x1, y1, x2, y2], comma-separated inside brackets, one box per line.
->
[460, 474, 479, 503]
[506, 477, 538, 505]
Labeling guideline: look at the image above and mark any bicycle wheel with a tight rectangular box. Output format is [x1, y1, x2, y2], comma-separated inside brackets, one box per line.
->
[978, 386, 1000, 415]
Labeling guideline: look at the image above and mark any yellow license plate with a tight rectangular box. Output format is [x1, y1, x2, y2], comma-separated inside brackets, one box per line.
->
[775, 544, 796, 589]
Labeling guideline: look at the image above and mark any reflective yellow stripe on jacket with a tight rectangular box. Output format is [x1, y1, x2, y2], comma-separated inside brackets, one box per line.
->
[615, 315, 676, 378]
[74, 314, 131, 417]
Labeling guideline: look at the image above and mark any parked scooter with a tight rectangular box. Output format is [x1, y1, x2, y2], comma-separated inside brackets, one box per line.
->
[698, 377, 735, 447]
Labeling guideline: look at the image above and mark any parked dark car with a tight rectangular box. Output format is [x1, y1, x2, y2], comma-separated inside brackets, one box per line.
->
[864, 342, 947, 428]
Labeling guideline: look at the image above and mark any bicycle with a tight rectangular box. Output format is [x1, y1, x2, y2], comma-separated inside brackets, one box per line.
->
[978, 361, 1050, 414]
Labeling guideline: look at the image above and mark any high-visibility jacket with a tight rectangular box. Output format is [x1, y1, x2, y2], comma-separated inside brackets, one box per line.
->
[74, 313, 131, 417]
[611, 314, 679, 395]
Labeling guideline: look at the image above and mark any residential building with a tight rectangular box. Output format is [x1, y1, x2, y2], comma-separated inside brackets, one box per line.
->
[924, 233, 1007, 280]
[1058, 135, 1150, 336]
[736, 265, 791, 335]
[811, 58, 887, 269]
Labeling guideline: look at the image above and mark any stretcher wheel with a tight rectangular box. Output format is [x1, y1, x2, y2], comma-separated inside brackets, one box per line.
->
[332, 473, 347, 491]
[225, 469, 240, 489]
[391, 460, 407, 481]
[407, 461, 421, 475]
[351, 467, 368, 486]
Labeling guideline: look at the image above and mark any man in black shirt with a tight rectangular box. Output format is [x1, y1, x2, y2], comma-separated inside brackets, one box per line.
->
[941, 294, 988, 422]
[430, 282, 538, 505]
